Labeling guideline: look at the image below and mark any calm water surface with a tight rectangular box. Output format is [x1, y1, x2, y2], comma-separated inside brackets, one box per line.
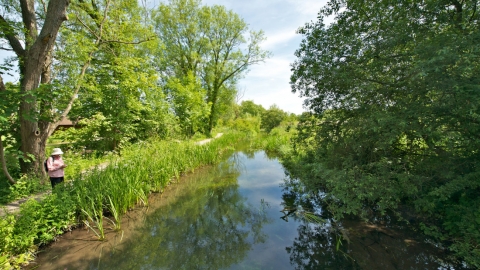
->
[31, 151, 462, 270]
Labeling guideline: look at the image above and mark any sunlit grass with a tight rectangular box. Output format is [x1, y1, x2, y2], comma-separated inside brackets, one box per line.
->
[71, 132, 241, 239]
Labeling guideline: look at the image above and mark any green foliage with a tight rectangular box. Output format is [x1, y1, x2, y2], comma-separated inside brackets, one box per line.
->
[251, 123, 295, 158]
[289, 0, 480, 266]
[228, 115, 261, 136]
[4, 175, 48, 203]
[260, 105, 288, 133]
[165, 72, 211, 137]
[0, 190, 76, 268]
[0, 83, 20, 131]
[0, 83, 22, 181]
[54, 113, 114, 151]
[0, 174, 50, 205]
[14, 193, 76, 247]
[61, 0, 169, 151]
[239, 100, 265, 117]
[153, 0, 270, 133]
[0, 213, 35, 270]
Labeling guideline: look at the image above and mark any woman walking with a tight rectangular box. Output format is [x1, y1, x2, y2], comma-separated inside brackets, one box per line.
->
[46, 148, 67, 189]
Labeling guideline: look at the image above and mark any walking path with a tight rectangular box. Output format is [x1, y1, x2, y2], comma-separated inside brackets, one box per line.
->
[0, 134, 223, 215]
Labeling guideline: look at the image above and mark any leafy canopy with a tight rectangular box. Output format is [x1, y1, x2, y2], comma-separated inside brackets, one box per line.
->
[290, 0, 480, 267]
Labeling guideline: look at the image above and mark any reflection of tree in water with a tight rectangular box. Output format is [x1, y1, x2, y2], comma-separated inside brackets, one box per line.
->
[95, 158, 269, 270]
[287, 223, 359, 270]
[282, 179, 465, 270]
[279, 179, 356, 269]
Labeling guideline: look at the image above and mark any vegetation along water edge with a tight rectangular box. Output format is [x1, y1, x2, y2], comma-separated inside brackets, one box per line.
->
[1, 0, 478, 268]
[0, 132, 242, 269]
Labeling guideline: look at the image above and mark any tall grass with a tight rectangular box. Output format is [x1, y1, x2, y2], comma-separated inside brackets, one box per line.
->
[70, 132, 241, 240]
[0, 132, 244, 267]
[251, 126, 294, 157]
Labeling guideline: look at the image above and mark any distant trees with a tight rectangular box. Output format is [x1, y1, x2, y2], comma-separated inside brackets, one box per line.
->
[239, 100, 265, 117]
[165, 72, 210, 137]
[261, 105, 287, 133]
[153, 0, 270, 134]
[290, 0, 480, 266]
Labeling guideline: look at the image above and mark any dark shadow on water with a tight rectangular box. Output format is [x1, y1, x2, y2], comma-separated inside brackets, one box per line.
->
[281, 178, 469, 270]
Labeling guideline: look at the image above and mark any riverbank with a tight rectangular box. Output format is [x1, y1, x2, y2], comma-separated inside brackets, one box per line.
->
[0, 133, 231, 269]
[1, 134, 223, 216]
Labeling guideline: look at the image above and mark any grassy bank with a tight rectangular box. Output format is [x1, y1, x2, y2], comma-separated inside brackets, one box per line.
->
[0, 149, 112, 205]
[0, 132, 241, 269]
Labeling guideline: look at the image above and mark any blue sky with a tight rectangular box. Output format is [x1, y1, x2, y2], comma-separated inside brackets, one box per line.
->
[200, 0, 329, 114]
[1, 0, 330, 114]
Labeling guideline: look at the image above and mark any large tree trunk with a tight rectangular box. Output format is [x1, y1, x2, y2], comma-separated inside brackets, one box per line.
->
[207, 84, 220, 135]
[18, 0, 69, 174]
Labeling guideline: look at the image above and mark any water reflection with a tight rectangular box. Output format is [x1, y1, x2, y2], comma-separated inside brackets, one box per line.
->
[93, 157, 270, 269]
[29, 151, 466, 270]
[281, 179, 467, 270]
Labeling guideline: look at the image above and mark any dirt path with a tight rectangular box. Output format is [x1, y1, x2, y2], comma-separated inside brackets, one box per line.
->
[1, 134, 223, 215]
[1, 192, 49, 215]
[196, 133, 223, 145]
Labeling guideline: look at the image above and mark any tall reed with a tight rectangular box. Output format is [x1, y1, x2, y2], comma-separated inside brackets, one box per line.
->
[70, 132, 242, 239]
[81, 196, 107, 240]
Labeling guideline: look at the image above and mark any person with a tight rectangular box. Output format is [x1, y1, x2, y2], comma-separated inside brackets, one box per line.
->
[46, 148, 67, 189]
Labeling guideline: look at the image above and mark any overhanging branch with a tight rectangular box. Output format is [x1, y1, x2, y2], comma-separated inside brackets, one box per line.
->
[0, 15, 25, 57]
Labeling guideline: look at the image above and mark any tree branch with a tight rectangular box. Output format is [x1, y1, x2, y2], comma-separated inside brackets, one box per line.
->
[73, 10, 102, 40]
[20, 0, 39, 47]
[0, 14, 26, 57]
[100, 36, 157, 45]
[50, 0, 112, 135]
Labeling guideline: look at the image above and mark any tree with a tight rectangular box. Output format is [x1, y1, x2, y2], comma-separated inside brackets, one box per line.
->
[239, 100, 265, 117]
[0, 0, 159, 179]
[0, 77, 15, 184]
[165, 72, 210, 137]
[153, 0, 270, 134]
[290, 0, 480, 266]
[0, 0, 70, 176]
[261, 104, 286, 133]
[58, 0, 163, 151]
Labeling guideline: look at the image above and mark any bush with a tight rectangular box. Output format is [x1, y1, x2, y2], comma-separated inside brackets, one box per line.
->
[0, 189, 77, 268]
[228, 116, 261, 136]
[1, 175, 48, 204]
[260, 105, 287, 133]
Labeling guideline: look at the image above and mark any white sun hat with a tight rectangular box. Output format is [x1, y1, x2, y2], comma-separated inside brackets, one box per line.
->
[51, 148, 64, 156]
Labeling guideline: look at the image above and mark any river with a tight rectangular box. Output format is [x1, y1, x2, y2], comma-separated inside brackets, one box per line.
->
[28, 150, 464, 270]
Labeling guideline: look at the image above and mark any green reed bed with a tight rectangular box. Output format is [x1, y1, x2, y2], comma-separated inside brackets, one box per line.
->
[251, 127, 293, 157]
[71, 133, 239, 240]
[0, 132, 242, 269]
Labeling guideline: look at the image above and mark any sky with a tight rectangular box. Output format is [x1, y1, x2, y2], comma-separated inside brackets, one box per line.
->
[199, 0, 330, 114]
[0, 0, 330, 115]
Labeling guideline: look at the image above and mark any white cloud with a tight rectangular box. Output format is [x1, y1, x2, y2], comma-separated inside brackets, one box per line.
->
[261, 30, 298, 50]
[200, 0, 327, 114]
[2, 0, 328, 114]
[286, 0, 326, 17]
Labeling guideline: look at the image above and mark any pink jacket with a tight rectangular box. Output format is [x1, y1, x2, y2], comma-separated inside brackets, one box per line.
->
[47, 156, 65, 178]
